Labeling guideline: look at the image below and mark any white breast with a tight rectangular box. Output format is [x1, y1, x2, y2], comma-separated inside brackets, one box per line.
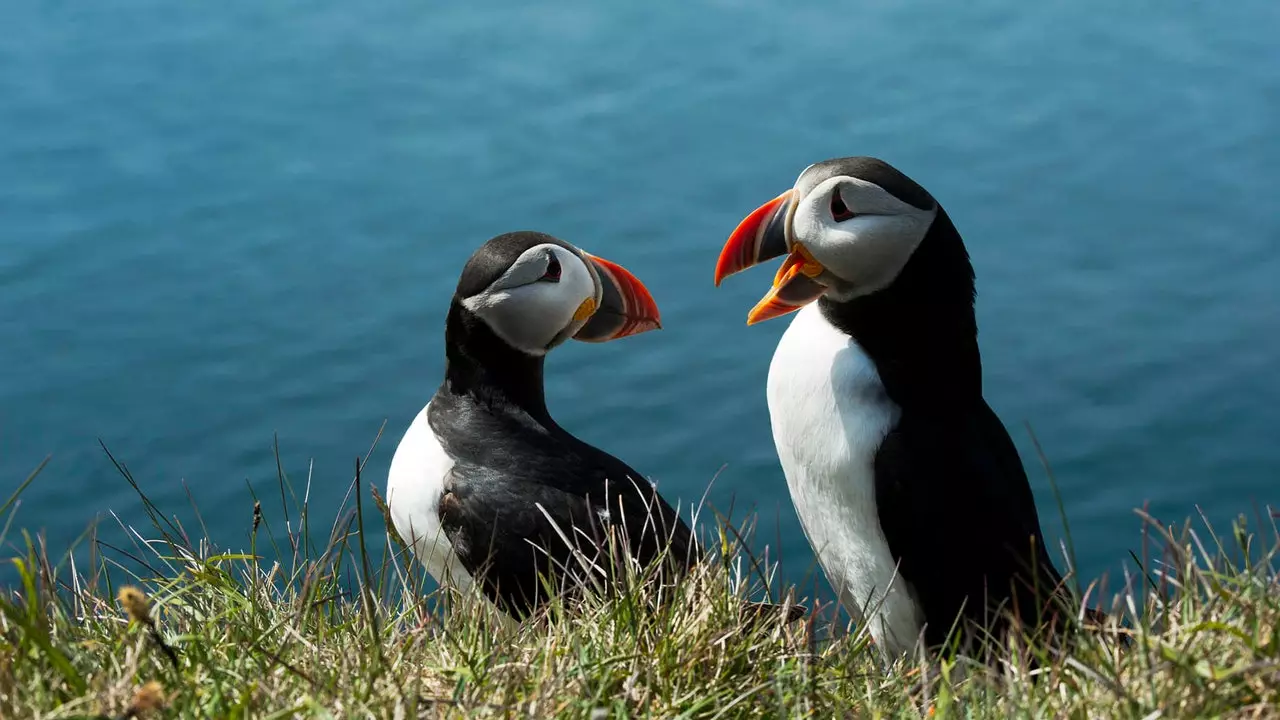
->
[385, 402, 476, 592]
[766, 304, 924, 658]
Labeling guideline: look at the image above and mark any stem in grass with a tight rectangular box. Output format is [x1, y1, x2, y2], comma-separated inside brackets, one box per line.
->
[0, 455, 50, 521]
[250, 500, 262, 628]
[99, 440, 184, 542]
[353, 456, 387, 686]
[1024, 422, 1082, 597]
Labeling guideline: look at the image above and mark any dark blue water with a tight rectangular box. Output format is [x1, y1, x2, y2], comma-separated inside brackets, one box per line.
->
[2, 0, 1277, 598]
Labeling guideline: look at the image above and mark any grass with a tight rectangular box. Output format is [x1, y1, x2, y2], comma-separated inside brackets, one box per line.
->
[0, 444, 1277, 719]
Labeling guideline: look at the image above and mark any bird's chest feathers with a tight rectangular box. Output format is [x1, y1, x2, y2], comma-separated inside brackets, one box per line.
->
[766, 306, 899, 506]
[764, 305, 909, 630]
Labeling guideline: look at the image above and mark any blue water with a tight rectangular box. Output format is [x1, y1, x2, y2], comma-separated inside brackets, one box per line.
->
[2, 0, 1277, 599]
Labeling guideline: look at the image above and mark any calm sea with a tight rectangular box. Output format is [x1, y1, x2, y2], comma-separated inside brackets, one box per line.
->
[1, 0, 1277, 598]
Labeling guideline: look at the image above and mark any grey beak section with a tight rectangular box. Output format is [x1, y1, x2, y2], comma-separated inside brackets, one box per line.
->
[573, 278, 625, 342]
[572, 255, 662, 343]
[756, 195, 792, 264]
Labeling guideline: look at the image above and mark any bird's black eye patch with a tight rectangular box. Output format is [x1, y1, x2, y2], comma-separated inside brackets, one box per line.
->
[830, 186, 856, 222]
[542, 254, 562, 282]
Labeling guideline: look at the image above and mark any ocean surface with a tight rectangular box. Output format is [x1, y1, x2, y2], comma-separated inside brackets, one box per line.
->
[1, 0, 1277, 601]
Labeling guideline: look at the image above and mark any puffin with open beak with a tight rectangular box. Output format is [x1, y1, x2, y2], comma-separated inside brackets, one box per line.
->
[714, 157, 1100, 660]
[388, 231, 804, 623]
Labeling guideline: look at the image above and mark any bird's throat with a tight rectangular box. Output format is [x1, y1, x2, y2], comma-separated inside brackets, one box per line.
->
[819, 210, 983, 410]
[442, 301, 553, 423]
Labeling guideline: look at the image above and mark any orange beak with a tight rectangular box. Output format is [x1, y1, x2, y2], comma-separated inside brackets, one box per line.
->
[745, 245, 828, 325]
[573, 252, 663, 342]
[714, 190, 794, 286]
[715, 189, 828, 324]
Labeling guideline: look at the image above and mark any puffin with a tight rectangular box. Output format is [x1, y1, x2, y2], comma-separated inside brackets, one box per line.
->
[712, 157, 1099, 659]
[387, 231, 804, 623]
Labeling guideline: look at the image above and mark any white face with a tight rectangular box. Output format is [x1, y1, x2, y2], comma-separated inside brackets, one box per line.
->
[461, 243, 600, 355]
[791, 176, 938, 300]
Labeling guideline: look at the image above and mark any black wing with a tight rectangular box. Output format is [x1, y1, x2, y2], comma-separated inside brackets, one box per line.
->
[873, 401, 1073, 652]
[430, 399, 696, 618]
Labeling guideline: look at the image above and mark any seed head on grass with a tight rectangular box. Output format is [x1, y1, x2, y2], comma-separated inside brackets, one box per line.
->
[117, 586, 152, 625]
[116, 585, 179, 669]
[123, 680, 166, 718]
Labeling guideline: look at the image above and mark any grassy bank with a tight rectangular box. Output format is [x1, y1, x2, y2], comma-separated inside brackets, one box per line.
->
[1, 453, 1277, 719]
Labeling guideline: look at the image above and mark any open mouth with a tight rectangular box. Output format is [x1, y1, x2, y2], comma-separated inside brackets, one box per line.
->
[714, 189, 829, 324]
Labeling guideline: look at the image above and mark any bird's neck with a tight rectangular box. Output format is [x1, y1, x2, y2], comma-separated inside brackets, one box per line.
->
[820, 208, 983, 411]
[440, 301, 555, 425]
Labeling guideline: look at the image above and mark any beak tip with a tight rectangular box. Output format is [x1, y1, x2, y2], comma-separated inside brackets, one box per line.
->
[714, 188, 793, 290]
[579, 252, 664, 342]
[712, 262, 730, 287]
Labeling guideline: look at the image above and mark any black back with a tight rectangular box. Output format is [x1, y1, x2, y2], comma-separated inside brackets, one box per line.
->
[429, 240, 696, 617]
[820, 207, 1077, 655]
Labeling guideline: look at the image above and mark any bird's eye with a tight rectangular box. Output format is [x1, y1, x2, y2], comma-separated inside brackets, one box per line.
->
[542, 255, 562, 282]
[830, 187, 857, 222]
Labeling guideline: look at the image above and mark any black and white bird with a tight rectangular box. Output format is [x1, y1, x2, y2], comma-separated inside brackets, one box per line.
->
[388, 231, 803, 622]
[713, 157, 1099, 659]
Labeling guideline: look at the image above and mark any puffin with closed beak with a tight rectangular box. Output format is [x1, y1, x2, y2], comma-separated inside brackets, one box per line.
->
[713, 157, 1098, 659]
[388, 231, 803, 623]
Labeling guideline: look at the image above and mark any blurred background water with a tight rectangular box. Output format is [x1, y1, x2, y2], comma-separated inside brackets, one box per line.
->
[1, 0, 1277, 601]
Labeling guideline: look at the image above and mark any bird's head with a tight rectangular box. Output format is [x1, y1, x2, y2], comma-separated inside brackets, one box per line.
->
[713, 157, 940, 324]
[456, 231, 661, 356]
